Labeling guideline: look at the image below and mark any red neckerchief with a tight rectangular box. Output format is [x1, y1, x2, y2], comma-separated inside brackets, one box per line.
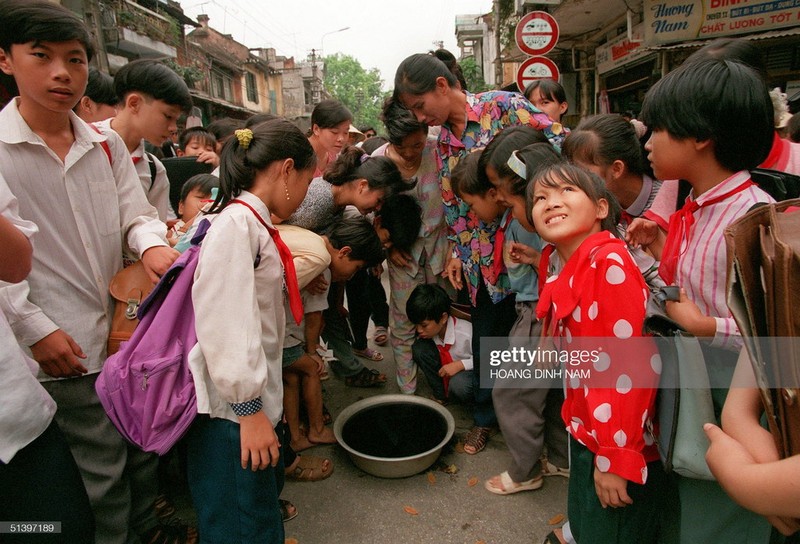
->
[437, 340, 453, 398]
[759, 132, 789, 171]
[536, 232, 625, 321]
[492, 211, 513, 278]
[230, 199, 304, 325]
[658, 179, 754, 285]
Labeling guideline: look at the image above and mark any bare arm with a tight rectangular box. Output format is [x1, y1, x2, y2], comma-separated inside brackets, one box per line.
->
[705, 423, 800, 520]
[722, 350, 780, 464]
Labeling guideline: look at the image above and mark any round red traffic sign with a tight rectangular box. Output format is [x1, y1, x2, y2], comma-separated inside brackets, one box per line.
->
[516, 56, 560, 93]
[515, 11, 559, 56]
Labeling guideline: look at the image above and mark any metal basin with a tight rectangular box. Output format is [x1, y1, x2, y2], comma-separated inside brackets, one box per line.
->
[333, 394, 455, 479]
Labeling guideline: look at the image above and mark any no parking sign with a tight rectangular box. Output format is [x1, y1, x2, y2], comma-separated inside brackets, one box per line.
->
[516, 56, 561, 93]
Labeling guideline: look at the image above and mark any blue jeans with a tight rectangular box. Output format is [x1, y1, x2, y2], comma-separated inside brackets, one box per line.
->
[186, 416, 285, 544]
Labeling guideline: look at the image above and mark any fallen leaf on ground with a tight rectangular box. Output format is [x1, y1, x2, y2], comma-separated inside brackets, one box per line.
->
[403, 505, 419, 516]
[548, 513, 565, 525]
[476, 541, 487, 544]
[467, 476, 479, 487]
[455, 441, 465, 453]
[427, 471, 437, 485]
[442, 464, 459, 474]
[285, 539, 298, 544]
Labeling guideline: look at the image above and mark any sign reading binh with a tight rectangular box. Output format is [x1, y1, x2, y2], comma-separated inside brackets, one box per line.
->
[515, 11, 560, 56]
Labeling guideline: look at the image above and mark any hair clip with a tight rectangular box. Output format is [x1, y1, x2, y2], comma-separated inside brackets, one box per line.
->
[235, 128, 253, 149]
[506, 150, 527, 179]
[360, 153, 369, 164]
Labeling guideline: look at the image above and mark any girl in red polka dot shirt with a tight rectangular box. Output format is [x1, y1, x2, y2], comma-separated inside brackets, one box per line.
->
[530, 163, 671, 543]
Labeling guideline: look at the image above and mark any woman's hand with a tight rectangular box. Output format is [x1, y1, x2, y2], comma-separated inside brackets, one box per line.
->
[388, 247, 411, 268]
[444, 257, 464, 291]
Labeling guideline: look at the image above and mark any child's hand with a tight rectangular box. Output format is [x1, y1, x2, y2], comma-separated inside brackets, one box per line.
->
[704, 422, 754, 477]
[30, 329, 88, 377]
[371, 263, 384, 277]
[307, 352, 325, 374]
[238, 411, 280, 471]
[306, 273, 329, 295]
[444, 257, 464, 291]
[625, 218, 658, 248]
[195, 150, 220, 167]
[388, 247, 412, 268]
[438, 361, 465, 377]
[665, 288, 717, 337]
[508, 241, 540, 267]
[141, 246, 180, 283]
[594, 469, 633, 508]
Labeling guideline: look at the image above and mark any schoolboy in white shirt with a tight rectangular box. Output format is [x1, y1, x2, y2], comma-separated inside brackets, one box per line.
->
[0, 2, 180, 543]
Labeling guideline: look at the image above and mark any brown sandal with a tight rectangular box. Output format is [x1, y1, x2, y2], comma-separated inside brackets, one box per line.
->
[285, 454, 334, 482]
[344, 367, 387, 388]
[464, 426, 494, 455]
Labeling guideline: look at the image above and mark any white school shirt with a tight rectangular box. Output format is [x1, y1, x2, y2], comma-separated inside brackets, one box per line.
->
[0, 99, 169, 380]
[434, 316, 474, 371]
[189, 191, 286, 426]
[0, 173, 57, 463]
[94, 118, 172, 221]
[284, 269, 331, 349]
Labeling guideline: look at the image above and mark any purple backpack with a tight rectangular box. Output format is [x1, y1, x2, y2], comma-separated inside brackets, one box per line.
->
[96, 220, 210, 455]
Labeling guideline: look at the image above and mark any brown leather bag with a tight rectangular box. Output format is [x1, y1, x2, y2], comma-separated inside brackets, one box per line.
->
[725, 199, 800, 531]
[107, 261, 154, 356]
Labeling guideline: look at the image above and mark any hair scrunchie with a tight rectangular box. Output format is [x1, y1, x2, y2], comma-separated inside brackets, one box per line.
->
[359, 153, 369, 164]
[235, 128, 254, 149]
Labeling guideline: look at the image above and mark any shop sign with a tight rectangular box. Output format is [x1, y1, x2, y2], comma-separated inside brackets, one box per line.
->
[644, 0, 800, 46]
[596, 23, 650, 74]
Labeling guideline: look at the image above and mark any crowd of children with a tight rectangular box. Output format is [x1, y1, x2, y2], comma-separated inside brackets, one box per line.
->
[0, 1, 798, 543]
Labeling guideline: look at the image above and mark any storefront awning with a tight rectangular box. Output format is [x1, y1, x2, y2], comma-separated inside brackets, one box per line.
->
[643, 27, 800, 51]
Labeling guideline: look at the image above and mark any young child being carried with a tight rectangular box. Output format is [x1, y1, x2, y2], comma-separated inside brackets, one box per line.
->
[167, 174, 218, 250]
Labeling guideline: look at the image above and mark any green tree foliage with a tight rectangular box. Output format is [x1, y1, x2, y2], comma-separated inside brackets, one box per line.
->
[323, 53, 385, 132]
[460, 57, 490, 93]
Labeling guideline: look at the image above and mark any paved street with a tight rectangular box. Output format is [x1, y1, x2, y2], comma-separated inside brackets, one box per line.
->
[172, 326, 569, 544]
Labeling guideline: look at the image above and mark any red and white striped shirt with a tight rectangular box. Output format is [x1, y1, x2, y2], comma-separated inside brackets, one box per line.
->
[670, 171, 773, 350]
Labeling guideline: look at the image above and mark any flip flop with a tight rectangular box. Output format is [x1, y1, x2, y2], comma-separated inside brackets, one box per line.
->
[543, 530, 565, 544]
[285, 454, 334, 482]
[280, 499, 298, 522]
[484, 471, 543, 495]
[373, 326, 388, 346]
[353, 347, 384, 361]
